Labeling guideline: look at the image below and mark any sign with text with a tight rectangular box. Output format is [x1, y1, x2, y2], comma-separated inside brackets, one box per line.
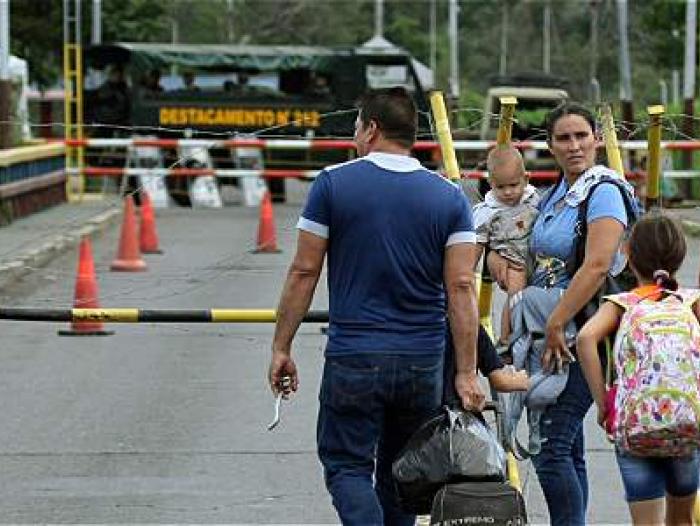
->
[159, 107, 322, 128]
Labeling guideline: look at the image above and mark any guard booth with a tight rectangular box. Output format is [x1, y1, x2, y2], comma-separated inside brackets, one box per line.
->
[83, 42, 433, 203]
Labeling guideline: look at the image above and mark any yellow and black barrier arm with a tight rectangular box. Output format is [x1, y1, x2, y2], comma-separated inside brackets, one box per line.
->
[646, 105, 665, 210]
[0, 308, 329, 323]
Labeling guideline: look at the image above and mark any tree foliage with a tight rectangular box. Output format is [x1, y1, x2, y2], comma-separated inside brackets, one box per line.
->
[8, 0, 698, 110]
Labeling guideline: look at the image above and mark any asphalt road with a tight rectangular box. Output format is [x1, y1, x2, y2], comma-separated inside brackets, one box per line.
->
[0, 179, 698, 523]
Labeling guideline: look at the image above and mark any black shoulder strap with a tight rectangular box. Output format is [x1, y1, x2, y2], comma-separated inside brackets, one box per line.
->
[539, 172, 565, 212]
[568, 178, 639, 275]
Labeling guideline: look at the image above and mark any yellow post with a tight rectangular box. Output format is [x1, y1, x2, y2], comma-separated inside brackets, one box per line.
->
[478, 97, 519, 340]
[429, 91, 461, 182]
[63, 41, 86, 202]
[601, 105, 625, 177]
[63, 42, 74, 201]
[507, 452, 522, 491]
[75, 42, 85, 199]
[646, 105, 665, 210]
[496, 96, 518, 146]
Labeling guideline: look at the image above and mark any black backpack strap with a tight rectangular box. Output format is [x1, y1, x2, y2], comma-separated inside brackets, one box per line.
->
[565, 177, 640, 278]
[538, 172, 565, 213]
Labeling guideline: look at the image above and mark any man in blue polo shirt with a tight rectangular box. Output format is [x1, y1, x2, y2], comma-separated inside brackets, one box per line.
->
[268, 87, 484, 525]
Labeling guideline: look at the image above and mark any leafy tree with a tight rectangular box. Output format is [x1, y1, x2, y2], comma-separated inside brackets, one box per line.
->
[10, 0, 168, 88]
[10, 0, 699, 115]
[101, 0, 169, 43]
[10, 0, 63, 88]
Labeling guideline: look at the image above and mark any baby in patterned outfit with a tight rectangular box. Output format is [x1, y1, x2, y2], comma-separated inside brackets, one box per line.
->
[472, 145, 540, 348]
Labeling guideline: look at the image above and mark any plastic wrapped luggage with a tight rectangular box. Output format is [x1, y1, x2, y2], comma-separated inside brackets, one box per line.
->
[392, 406, 506, 514]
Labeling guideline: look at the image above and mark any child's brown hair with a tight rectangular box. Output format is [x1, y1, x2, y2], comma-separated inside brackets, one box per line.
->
[628, 213, 686, 290]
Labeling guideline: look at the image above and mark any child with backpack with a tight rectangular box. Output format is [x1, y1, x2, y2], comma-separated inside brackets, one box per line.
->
[577, 213, 700, 525]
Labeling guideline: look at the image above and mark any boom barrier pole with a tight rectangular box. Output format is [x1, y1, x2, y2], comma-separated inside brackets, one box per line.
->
[0, 308, 330, 323]
[601, 104, 625, 177]
[646, 105, 665, 210]
[429, 91, 461, 182]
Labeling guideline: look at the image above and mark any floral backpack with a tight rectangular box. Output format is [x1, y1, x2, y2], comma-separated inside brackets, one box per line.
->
[605, 288, 700, 457]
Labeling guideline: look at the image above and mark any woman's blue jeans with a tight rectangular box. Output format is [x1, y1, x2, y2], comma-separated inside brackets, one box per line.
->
[317, 352, 444, 526]
[532, 362, 593, 526]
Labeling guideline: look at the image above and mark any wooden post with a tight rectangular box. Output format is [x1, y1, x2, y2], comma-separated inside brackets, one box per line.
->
[646, 105, 665, 210]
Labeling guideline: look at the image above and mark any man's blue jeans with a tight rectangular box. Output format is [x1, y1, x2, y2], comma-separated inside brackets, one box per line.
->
[532, 362, 593, 526]
[317, 352, 444, 526]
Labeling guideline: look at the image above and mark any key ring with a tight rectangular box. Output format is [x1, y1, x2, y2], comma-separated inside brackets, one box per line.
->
[267, 376, 291, 431]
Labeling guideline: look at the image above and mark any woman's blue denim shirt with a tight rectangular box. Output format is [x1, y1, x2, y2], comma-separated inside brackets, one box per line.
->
[529, 178, 628, 289]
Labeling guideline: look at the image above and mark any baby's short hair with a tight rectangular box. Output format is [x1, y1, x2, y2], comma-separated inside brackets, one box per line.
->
[486, 145, 526, 178]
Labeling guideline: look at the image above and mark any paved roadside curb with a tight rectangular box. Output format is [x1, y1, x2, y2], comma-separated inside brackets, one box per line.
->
[0, 207, 121, 291]
[681, 219, 700, 238]
[651, 208, 700, 238]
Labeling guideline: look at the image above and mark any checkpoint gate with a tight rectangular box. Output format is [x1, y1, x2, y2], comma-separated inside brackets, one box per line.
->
[125, 136, 172, 208]
[176, 142, 223, 208]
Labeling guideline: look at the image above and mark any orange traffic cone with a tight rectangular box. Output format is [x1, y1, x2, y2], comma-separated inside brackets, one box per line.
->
[58, 236, 113, 336]
[253, 190, 281, 253]
[139, 192, 163, 254]
[111, 195, 148, 271]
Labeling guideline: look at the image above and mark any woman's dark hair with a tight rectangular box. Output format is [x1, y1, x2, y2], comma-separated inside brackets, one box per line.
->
[545, 102, 596, 143]
[628, 213, 686, 290]
[357, 87, 417, 148]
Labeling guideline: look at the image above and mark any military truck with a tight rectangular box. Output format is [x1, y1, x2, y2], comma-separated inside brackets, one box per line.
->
[83, 43, 433, 202]
[480, 73, 570, 141]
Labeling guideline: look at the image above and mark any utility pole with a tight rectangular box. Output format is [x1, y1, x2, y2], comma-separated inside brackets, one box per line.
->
[673, 68, 680, 106]
[430, 0, 436, 77]
[0, 0, 11, 148]
[589, 0, 600, 102]
[448, 0, 459, 101]
[543, 0, 551, 74]
[86, 0, 102, 89]
[616, 0, 633, 138]
[374, 0, 384, 38]
[499, 0, 508, 76]
[91, 0, 101, 45]
[170, 17, 178, 76]
[659, 79, 668, 107]
[672, 28, 681, 106]
[682, 0, 696, 172]
[227, 0, 235, 43]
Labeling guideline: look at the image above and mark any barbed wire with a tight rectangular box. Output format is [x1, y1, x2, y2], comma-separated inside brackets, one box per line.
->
[2, 105, 699, 308]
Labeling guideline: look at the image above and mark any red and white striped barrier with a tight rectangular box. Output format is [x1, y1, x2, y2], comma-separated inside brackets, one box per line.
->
[66, 167, 651, 181]
[67, 167, 323, 179]
[60, 138, 700, 152]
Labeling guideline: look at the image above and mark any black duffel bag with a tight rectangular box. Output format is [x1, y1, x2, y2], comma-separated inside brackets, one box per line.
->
[430, 481, 527, 526]
[392, 406, 506, 515]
